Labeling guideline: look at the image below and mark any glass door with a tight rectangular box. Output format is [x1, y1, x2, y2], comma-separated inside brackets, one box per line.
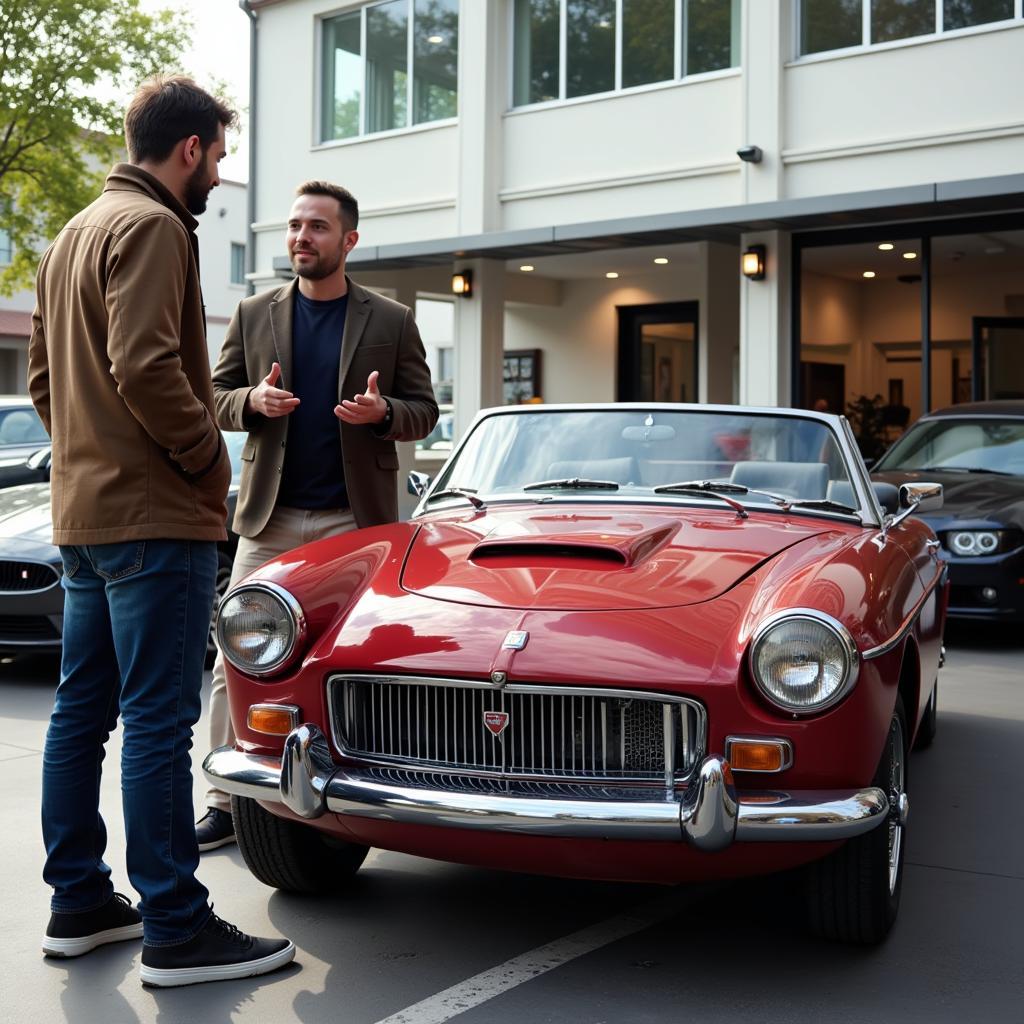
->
[972, 318, 1024, 400]
[617, 302, 698, 403]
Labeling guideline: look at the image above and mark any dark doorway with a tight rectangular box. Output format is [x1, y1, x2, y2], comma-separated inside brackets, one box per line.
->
[617, 302, 699, 403]
[800, 361, 845, 414]
[972, 317, 1024, 400]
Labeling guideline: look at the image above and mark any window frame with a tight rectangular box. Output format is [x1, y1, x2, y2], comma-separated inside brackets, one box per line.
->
[316, 0, 460, 147]
[230, 242, 246, 287]
[792, 0, 1023, 63]
[509, 0, 741, 112]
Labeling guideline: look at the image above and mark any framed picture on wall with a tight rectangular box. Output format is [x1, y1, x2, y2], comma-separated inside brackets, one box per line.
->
[504, 349, 542, 404]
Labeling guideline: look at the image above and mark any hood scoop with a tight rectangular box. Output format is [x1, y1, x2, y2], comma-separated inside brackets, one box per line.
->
[469, 524, 676, 569]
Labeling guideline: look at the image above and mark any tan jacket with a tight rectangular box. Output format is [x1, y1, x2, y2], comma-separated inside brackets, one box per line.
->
[28, 164, 230, 544]
[212, 277, 438, 537]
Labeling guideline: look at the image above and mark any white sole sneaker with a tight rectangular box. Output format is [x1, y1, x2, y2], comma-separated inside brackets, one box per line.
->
[42, 922, 145, 958]
[139, 940, 296, 987]
[197, 833, 237, 853]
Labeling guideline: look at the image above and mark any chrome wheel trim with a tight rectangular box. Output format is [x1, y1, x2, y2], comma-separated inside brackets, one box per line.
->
[887, 714, 906, 895]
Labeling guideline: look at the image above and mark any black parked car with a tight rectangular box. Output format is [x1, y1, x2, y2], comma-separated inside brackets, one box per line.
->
[0, 432, 245, 661]
[0, 398, 52, 489]
[872, 401, 1024, 622]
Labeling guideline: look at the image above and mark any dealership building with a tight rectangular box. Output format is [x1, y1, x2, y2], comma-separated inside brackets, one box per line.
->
[243, 0, 1024, 460]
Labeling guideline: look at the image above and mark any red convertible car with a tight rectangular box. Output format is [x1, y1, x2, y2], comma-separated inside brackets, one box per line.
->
[205, 404, 947, 944]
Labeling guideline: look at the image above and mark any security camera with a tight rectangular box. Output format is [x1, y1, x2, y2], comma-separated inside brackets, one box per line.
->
[737, 145, 763, 164]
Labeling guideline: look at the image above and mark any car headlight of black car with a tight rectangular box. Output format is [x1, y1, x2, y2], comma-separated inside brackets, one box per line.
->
[943, 529, 1021, 557]
[749, 610, 859, 714]
[216, 583, 306, 676]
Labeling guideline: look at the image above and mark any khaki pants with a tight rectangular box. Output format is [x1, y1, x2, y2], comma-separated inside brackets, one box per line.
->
[205, 505, 357, 812]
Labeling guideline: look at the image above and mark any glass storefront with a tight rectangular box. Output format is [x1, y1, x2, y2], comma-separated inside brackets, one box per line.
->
[796, 218, 1024, 456]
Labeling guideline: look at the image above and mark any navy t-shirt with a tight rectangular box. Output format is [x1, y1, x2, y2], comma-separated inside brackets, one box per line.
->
[276, 290, 349, 509]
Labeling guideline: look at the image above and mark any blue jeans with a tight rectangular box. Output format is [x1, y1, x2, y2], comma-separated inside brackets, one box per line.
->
[42, 540, 217, 945]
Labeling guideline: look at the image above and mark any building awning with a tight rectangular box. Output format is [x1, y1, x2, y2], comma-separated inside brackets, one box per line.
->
[0, 310, 31, 339]
[307, 172, 1024, 273]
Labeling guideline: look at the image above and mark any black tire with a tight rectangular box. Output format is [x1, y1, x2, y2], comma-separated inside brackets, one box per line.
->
[913, 681, 937, 750]
[205, 549, 234, 669]
[803, 696, 908, 944]
[231, 794, 369, 893]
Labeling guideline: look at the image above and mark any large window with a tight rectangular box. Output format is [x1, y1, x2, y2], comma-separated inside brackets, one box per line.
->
[321, 0, 459, 143]
[230, 243, 246, 286]
[513, 0, 740, 108]
[799, 0, 1018, 56]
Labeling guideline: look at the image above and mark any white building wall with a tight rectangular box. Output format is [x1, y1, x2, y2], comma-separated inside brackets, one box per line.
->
[196, 180, 249, 364]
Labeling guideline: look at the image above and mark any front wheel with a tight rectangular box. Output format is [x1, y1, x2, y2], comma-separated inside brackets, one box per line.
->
[803, 697, 908, 944]
[231, 794, 369, 893]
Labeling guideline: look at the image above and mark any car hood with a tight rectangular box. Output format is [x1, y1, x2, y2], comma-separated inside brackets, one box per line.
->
[400, 506, 835, 610]
[872, 469, 1024, 525]
[0, 484, 54, 544]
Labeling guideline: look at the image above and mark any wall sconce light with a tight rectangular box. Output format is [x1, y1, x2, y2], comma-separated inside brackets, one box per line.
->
[451, 270, 473, 297]
[741, 245, 766, 280]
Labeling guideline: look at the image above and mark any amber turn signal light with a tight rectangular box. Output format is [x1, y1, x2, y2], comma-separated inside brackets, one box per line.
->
[247, 704, 299, 736]
[725, 737, 793, 773]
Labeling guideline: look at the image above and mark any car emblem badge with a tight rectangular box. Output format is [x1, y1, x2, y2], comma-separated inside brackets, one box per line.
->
[483, 710, 510, 738]
[502, 630, 529, 650]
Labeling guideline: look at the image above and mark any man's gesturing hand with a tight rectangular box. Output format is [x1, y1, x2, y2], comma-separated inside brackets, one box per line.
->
[245, 362, 300, 418]
[335, 370, 387, 425]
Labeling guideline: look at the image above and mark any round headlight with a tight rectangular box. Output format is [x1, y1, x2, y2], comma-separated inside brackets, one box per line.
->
[216, 583, 305, 676]
[749, 612, 858, 714]
[948, 530, 999, 556]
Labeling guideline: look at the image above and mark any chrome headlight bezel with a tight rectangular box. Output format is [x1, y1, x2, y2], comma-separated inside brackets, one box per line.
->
[748, 609, 860, 716]
[216, 581, 307, 678]
[945, 529, 1001, 557]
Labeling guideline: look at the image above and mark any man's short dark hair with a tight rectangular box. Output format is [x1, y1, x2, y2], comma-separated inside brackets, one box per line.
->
[124, 75, 238, 163]
[295, 181, 359, 233]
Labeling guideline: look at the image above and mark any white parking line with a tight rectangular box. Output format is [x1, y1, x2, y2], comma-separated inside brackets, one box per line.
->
[371, 890, 690, 1024]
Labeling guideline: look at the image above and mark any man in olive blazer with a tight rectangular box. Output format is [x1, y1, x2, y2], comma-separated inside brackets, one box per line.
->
[199, 181, 437, 850]
[214, 273, 437, 533]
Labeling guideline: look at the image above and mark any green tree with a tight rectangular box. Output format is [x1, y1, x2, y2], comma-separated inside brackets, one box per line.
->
[0, 0, 191, 295]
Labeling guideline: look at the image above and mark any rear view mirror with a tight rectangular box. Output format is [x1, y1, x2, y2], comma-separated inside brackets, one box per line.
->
[621, 425, 676, 442]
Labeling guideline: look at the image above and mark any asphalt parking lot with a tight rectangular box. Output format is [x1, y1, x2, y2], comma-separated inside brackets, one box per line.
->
[2, 621, 1022, 1024]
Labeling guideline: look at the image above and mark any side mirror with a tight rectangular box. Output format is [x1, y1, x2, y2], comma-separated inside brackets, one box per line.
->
[407, 470, 431, 497]
[899, 481, 943, 513]
[26, 447, 51, 481]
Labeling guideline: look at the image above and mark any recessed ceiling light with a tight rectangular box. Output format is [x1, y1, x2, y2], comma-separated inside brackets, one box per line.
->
[902, 251, 918, 260]
[862, 271, 876, 278]
[597, 19, 611, 28]
[427, 34, 443, 43]
[605, 272, 619, 279]
[519, 264, 534, 272]
[653, 257, 669, 265]
[878, 243, 894, 251]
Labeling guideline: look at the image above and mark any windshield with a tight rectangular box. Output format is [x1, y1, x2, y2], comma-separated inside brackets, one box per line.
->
[875, 417, 1024, 476]
[0, 406, 48, 446]
[430, 408, 857, 510]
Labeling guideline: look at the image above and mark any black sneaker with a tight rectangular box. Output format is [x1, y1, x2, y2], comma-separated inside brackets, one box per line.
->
[139, 912, 295, 987]
[43, 892, 143, 958]
[196, 807, 236, 851]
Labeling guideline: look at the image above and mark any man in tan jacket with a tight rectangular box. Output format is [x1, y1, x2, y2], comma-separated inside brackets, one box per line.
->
[198, 181, 437, 849]
[29, 76, 293, 988]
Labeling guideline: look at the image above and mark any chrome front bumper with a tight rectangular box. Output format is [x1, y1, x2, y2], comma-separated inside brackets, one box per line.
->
[203, 724, 890, 853]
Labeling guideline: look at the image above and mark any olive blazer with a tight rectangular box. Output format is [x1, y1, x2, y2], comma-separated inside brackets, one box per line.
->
[212, 277, 438, 538]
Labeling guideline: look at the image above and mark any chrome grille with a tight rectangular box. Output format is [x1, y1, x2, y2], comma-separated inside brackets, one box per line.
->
[328, 675, 705, 784]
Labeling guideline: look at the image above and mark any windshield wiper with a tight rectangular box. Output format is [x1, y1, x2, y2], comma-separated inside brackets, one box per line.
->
[650, 481, 751, 517]
[425, 487, 485, 509]
[786, 499, 859, 515]
[522, 478, 619, 491]
[911, 465, 1012, 476]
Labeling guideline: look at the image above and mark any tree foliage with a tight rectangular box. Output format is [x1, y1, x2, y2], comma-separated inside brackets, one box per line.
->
[0, 0, 191, 294]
